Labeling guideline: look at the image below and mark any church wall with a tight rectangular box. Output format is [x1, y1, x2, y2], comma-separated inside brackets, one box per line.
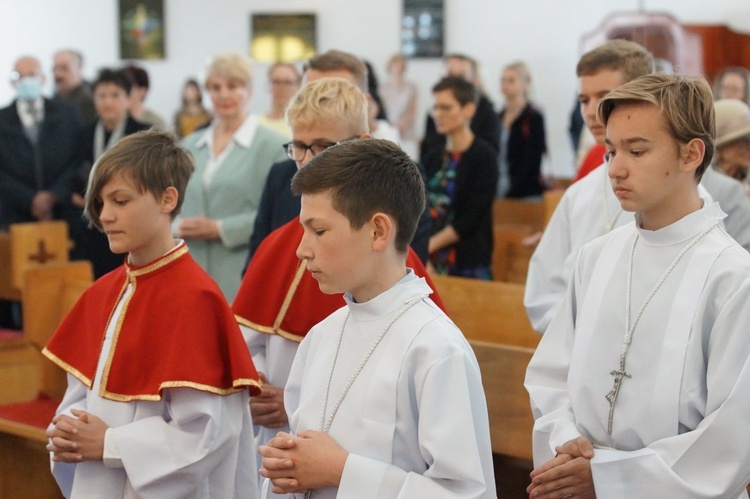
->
[2, 0, 749, 176]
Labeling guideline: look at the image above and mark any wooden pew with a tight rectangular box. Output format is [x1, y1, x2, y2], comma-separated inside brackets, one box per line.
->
[0, 221, 71, 302]
[430, 275, 538, 462]
[492, 224, 535, 284]
[542, 189, 565, 227]
[493, 198, 545, 232]
[0, 261, 92, 499]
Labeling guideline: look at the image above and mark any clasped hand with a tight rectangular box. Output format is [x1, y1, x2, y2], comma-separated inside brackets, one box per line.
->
[46, 409, 108, 463]
[527, 436, 597, 499]
[258, 430, 348, 495]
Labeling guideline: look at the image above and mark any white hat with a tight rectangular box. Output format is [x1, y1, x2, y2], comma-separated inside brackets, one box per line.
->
[714, 99, 750, 147]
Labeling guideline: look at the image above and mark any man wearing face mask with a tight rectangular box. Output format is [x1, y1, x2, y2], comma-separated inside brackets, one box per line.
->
[0, 55, 82, 229]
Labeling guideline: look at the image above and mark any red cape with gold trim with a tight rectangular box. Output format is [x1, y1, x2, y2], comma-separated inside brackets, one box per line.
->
[233, 220, 446, 342]
[43, 244, 260, 401]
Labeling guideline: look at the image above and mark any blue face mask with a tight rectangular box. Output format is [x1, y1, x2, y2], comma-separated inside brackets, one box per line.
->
[16, 76, 43, 101]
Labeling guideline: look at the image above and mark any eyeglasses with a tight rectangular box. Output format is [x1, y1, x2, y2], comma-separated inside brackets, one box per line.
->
[283, 136, 359, 161]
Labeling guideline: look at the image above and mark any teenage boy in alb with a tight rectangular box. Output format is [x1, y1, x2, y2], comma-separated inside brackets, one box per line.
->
[525, 74, 750, 498]
[259, 139, 495, 498]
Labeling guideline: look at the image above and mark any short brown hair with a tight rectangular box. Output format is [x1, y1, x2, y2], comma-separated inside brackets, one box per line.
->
[306, 50, 368, 93]
[576, 39, 654, 82]
[85, 131, 196, 230]
[432, 76, 478, 106]
[598, 74, 715, 180]
[291, 139, 424, 253]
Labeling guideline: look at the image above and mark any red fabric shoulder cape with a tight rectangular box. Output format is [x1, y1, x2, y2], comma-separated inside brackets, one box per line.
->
[233, 220, 445, 342]
[43, 244, 260, 401]
[574, 144, 607, 183]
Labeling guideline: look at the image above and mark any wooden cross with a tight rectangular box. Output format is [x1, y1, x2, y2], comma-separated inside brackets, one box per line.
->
[28, 239, 56, 264]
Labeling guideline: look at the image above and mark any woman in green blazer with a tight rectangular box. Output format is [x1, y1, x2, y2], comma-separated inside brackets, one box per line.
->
[177, 52, 288, 300]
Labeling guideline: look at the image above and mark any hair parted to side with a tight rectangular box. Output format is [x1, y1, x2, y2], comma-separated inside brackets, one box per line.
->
[432, 76, 478, 106]
[205, 52, 253, 88]
[286, 77, 369, 134]
[576, 39, 654, 82]
[291, 139, 425, 253]
[85, 130, 196, 230]
[305, 50, 368, 93]
[598, 74, 715, 180]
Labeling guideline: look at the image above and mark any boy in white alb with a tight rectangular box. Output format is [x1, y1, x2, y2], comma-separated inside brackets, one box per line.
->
[257, 139, 496, 498]
[44, 131, 261, 498]
[525, 75, 750, 498]
[524, 40, 655, 334]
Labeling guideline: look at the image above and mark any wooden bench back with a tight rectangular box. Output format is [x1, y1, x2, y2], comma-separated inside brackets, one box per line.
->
[542, 189, 565, 227]
[492, 224, 535, 284]
[431, 274, 540, 348]
[472, 341, 535, 460]
[22, 261, 93, 400]
[0, 221, 70, 301]
[493, 198, 545, 231]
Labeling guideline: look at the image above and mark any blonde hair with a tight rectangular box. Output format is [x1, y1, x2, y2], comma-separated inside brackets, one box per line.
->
[205, 52, 252, 88]
[503, 61, 532, 98]
[286, 77, 369, 135]
[598, 74, 715, 180]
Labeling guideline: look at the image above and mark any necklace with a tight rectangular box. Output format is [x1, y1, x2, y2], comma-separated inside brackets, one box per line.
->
[304, 296, 422, 499]
[318, 296, 422, 433]
[605, 222, 718, 435]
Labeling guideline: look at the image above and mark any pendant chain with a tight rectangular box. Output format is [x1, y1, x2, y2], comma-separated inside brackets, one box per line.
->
[318, 296, 422, 433]
[305, 296, 421, 499]
[606, 222, 718, 435]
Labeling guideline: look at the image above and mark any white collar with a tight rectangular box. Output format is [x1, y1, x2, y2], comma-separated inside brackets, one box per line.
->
[195, 114, 259, 150]
[635, 201, 726, 247]
[344, 269, 432, 321]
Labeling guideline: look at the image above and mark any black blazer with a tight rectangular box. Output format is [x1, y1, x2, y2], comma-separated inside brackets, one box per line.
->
[420, 94, 500, 164]
[423, 137, 498, 270]
[0, 98, 82, 227]
[500, 103, 546, 198]
[243, 157, 432, 272]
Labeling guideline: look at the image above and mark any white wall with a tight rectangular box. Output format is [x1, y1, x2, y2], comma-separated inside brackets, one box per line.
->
[2, 0, 749, 177]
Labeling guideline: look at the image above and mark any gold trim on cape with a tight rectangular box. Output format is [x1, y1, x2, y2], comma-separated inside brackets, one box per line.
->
[234, 260, 307, 343]
[42, 347, 92, 388]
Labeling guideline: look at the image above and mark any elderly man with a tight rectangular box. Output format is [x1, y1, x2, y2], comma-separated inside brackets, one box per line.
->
[0, 55, 81, 328]
[53, 49, 95, 123]
[714, 98, 750, 198]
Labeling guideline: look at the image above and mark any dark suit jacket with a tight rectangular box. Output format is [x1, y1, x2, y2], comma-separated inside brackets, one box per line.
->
[0, 98, 82, 228]
[419, 94, 500, 164]
[243, 157, 432, 273]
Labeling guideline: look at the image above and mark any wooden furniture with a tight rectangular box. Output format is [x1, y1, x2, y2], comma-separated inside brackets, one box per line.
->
[0, 221, 71, 301]
[431, 275, 539, 461]
[0, 261, 93, 499]
[542, 189, 564, 227]
[492, 199, 545, 232]
[492, 225, 535, 284]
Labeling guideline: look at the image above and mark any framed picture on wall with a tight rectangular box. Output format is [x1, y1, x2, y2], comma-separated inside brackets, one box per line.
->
[250, 13, 317, 63]
[118, 0, 166, 60]
[401, 0, 444, 58]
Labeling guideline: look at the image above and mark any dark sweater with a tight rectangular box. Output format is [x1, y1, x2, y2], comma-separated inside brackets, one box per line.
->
[423, 137, 498, 269]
